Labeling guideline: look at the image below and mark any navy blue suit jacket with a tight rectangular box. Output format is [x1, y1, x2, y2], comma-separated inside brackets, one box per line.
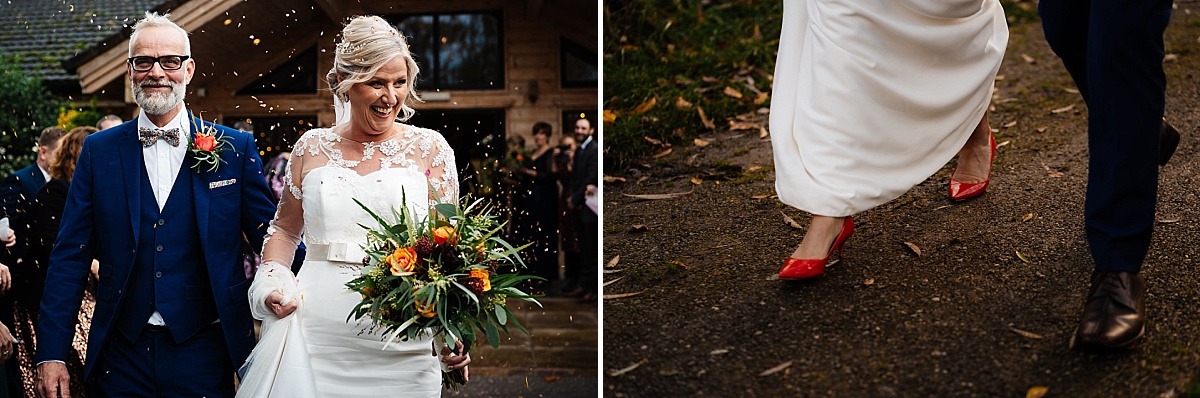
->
[36, 117, 291, 379]
[0, 163, 47, 220]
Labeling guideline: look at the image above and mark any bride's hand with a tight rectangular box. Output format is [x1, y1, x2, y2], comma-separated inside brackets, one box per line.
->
[439, 341, 471, 381]
[265, 291, 298, 319]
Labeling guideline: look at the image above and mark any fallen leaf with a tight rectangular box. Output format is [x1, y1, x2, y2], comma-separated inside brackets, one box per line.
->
[652, 147, 673, 158]
[729, 120, 758, 131]
[864, 278, 875, 286]
[690, 176, 703, 185]
[997, 140, 1012, 148]
[723, 86, 744, 99]
[759, 126, 769, 138]
[1051, 104, 1076, 114]
[644, 136, 664, 146]
[754, 92, 769, 105]
[543, 375, 562, 382]
[1022, 213, 1034, 222]
[1040, 161, 1064, 178]
[1003, 120, 1018, 128]
[694, 138, 710, 147]
[603, 109, 617, 124]
[1037, 127, 1047, 133]
[698, 107, 716, 130]
[675, 96, 693, 109]
[1026, 386, 1049, 398]
[780, 210, 803, 229]
[751, 24, 763, 41]
[758, 360, 793, 377]
[603, 269, 623, 274]
[630, 97, 658, 115]
[1016, 250, 1030, 263]
[701, 76, 720, 83]
[747, 166, 763, 172]
[629, 224, 648, 232]
[710, 349, 729, 355]
[606, 255, 621, 268]
[604, 290, 647, 300]
[608, 359, 648, 376]
[1158, 216, 1182, 224]
[635, 176, 650, 184]
[1064, 87, 1079, 94]
[603, 175, 627, 183]
[1010, 327, 1044, 340]
[751, 194, 771, 199]
[1021, 53, 1036, 64]
[603, 276, 625, 287]
[1163, 53, 1179, 63]
[668, 260, 689, 269]
[622, 190, 694, 200]
[903, 242, 922, 257]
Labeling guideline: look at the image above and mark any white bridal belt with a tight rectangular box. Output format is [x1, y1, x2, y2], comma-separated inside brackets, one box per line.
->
[306, 242, 367, 264]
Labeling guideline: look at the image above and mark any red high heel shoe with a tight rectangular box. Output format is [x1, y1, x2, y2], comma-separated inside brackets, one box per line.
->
[779, 216, 854, 280]
[948, 134, 996, 201]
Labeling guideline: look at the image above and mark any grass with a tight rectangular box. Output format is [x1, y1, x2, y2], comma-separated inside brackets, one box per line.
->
[603, 0, 1040, 171]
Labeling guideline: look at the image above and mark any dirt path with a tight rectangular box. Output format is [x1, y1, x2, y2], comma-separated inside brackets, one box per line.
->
[601, 7, 1200, 397]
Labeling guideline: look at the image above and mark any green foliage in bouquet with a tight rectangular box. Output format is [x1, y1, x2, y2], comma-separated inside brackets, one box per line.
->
[345, 194, 543, 390]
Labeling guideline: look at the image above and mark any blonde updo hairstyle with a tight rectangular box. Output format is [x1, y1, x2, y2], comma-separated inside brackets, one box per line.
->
[326, 15, 422, 122]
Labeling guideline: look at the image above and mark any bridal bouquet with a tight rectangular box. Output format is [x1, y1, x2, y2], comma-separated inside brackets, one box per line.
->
[345, 196, 542, 390]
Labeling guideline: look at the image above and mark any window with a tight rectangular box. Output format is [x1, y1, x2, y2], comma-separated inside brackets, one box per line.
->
[406, 109, 506, 198]
[389, 12, 504, 90]
[237, 46, 319, 95]
[560, 38, 596, 88]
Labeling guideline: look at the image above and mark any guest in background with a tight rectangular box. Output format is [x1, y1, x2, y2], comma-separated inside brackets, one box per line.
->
[516, 122, 561, 292]
[555, 135, 583, 297]
[567, 116, 598, 302]
[95, 114, 123, 131]
[13, 126, 97, 397]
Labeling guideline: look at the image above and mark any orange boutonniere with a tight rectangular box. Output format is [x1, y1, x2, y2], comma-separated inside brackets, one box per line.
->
[189, 120, 233, 173]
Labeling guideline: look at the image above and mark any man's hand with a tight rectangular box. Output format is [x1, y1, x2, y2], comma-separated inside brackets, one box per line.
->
[0, 263, 11, 294]
[265, 291, 298, 319]
[2, 229, 14, 248]
[37, 361, 71, 398]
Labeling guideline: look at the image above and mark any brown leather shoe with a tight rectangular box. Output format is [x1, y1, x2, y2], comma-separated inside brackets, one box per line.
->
[1073, 271, 1146, 350]
[1160, 118, 1180, 167]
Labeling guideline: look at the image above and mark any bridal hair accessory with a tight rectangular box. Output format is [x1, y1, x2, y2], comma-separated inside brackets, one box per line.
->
[189, 118, 233, 173]
[345, 191, 542, 391]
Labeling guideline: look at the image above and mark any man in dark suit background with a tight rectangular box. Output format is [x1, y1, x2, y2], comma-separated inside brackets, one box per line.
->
[567, 116, 598, 303]
[0, 126, 64, 396]
[1040, 0, 1175, 350]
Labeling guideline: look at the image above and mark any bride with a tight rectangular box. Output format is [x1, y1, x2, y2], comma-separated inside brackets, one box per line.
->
[237, 16, 470, 397]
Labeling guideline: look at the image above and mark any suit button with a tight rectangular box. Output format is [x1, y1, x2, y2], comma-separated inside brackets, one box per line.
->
[156, 245, 164, 252]
[157, 219, 165, 226]
[155, 271, 162, 278]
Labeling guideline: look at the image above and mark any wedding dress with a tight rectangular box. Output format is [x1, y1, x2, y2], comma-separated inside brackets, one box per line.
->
[770, 0, 1008, 216]
[237, 125, 458, 397]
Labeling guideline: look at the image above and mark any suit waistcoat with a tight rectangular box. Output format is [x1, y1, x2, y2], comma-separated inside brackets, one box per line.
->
[115, 164, 217, 342]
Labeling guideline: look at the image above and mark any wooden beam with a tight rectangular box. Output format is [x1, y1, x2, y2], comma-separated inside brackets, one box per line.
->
[78, 0, 245, 94]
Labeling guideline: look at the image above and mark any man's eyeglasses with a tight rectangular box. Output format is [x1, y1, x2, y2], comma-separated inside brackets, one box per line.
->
[128, 55, 191, 72]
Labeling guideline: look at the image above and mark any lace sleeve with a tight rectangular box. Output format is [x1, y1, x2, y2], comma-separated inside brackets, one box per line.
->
[425, 129, 459, 205]
[259, 134, 308, 271]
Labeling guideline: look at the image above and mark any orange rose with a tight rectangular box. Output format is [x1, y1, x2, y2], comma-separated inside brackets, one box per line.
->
[194, 133, 216, 151]
[385, 247, 419, 275]
[414, 296, 437, 318]
[469, 268, 491, 292]
[432, 226, 457, 245]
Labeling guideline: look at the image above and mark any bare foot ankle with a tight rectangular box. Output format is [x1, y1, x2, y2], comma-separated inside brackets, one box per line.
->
[790, 216, 848, 259]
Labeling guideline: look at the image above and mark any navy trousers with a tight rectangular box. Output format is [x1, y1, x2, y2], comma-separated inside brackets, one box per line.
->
[1039, 0, 1173, 273]
[92, 323, 233, 397]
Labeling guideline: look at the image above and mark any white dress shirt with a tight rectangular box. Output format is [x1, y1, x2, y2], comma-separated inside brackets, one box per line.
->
[137, 108, 190, 326]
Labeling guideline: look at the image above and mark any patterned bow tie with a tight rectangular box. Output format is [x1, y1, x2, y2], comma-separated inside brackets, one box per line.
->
[138, 127, 182, 147]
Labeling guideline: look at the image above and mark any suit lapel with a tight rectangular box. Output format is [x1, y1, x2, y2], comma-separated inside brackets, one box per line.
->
[189, 116, 211, 257]
[119, 125, 143, 245]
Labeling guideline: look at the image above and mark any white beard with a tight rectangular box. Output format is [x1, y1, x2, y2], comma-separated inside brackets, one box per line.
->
[132, 78, 186, 116]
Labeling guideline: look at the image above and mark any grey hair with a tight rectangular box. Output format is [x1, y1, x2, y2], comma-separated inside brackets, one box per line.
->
[326, 15, 422, 122]
[128, 12, 192, 57]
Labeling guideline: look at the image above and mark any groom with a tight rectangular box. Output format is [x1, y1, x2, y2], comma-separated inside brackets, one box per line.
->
[1040, 1, 1175, 350]
[36, 12, 296, 397]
